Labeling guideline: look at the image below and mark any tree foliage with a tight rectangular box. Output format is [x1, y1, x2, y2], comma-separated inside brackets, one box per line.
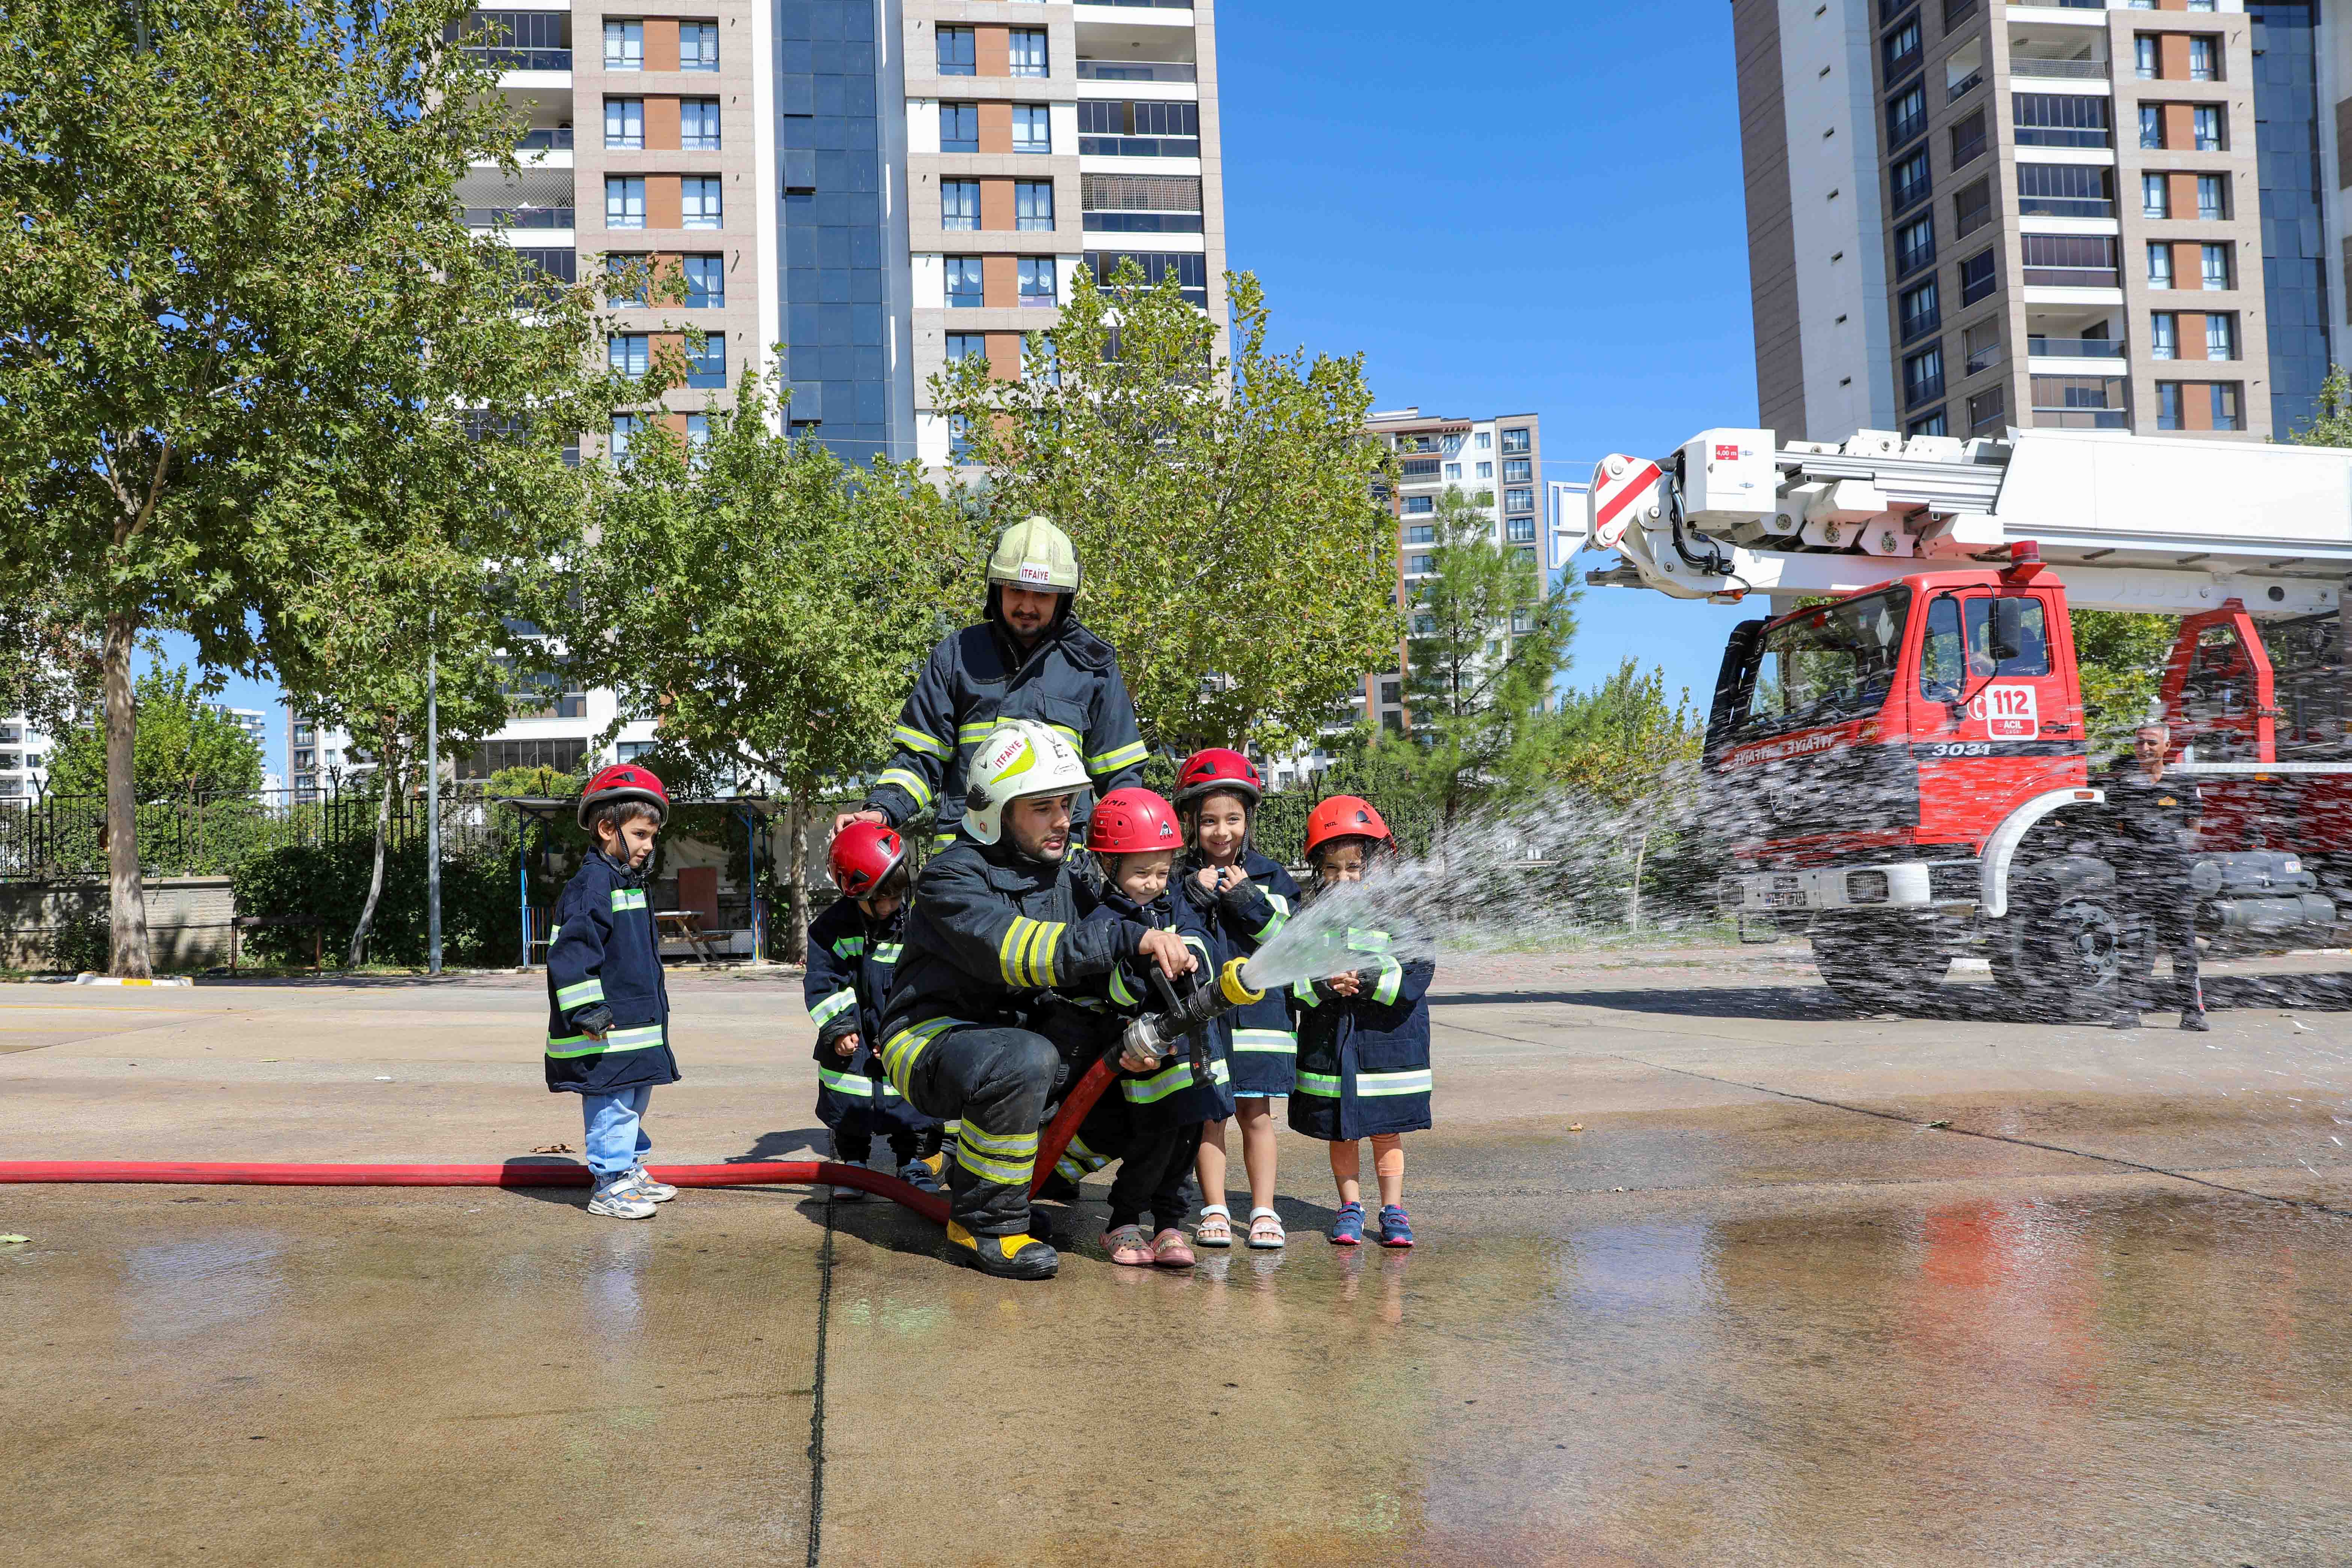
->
[2073, 608, 2181, 761]
[46, 665, 261, 801]
[930, 265, 1401, 754]
[0, 0, 632, 971]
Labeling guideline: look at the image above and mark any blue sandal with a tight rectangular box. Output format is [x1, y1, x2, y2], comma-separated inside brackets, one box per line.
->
[1328, 1201, 1365, 1246]
[1377, 1204, 1414, 1248]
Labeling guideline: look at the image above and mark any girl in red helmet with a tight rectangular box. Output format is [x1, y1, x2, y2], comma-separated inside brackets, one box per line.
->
[1289, 795, 1433, 1249]
[804, 824, 944, 1200]
[1041, 787, 1217, 1268]
[1171, 747, 1301, 1250]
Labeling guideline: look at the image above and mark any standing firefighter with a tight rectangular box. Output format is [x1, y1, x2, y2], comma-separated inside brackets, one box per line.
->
[2104, 721, 2209, 1031]
[876, 720, 1198, 1279]
[834, 516, 1148, 851]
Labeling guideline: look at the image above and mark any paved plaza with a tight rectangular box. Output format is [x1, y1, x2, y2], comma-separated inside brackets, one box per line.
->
[6, 945, 2352, 1565]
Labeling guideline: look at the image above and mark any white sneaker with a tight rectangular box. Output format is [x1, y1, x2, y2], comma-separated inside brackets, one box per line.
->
[629, 1168, 678, 1202]
[588, 1180, 656, 1219]
[830, 1184, 867, 1201]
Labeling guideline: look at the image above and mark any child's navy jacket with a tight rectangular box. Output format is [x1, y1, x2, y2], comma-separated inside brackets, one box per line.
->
[804, 896, 935, 1136]
[1285, 924, 1433, 1141]
[1084, 878, 1228, 1127]
[543, 852, 681, 1095]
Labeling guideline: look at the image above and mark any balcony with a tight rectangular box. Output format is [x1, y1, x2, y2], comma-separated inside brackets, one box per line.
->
[467, 45, 571, 71]
[2028, 336, 2126, 359]
[2010, 57, 2108, 80]
[1076, 59, 1196, 82]
[2033, 408, 2127, 429]
[517, 127, 574, 151]
[466, 206, 575, 229]
[1078, 136, 1199, 158]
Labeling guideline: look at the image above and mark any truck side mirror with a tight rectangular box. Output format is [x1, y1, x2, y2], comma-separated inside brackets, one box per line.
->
[1990, 598, 2025, 665]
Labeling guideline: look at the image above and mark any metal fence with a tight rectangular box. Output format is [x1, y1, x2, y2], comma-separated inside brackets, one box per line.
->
[0, 787, 511, 883]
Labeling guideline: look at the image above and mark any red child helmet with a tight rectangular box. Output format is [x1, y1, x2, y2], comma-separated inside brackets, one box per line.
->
[1174, 747, 1263, 810]
[576, 763, 671, 829]
[1086, 788, 1183, 856]
[829, 821, 908, 899]
[1302, 795, 1391, 858]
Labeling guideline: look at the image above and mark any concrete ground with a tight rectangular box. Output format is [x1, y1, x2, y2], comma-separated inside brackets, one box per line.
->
[5, 943, 2352, 1565]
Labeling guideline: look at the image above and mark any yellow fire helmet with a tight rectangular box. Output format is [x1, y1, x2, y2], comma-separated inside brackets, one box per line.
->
[987, 515, 1082, 595]
[962, 720, 1092, 845]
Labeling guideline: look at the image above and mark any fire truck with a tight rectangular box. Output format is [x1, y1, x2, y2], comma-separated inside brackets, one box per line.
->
[1577, 426, 2352, 1014]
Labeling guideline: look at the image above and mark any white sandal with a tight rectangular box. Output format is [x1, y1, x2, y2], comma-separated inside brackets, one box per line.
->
[1195, 1204, 1234, 1247]
[1247, 1207, 1286, 1250]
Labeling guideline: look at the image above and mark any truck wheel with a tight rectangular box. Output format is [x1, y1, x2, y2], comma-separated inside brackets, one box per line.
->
[1809, 917, 1954, 1013]
[1992, 886, 2144, 1019]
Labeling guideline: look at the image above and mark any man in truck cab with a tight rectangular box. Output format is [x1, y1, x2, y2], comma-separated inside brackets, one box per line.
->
[2102, 720, 2207, 1032]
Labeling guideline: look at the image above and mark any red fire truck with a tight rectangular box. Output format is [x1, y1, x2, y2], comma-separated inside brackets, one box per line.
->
[1581, 427, 2351, 1013]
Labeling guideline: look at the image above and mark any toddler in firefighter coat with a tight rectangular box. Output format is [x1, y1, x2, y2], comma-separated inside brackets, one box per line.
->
[545, 766, 684, 1221]
[1039, 788, 1219, 1268]
[1287, 796, 1434, 1250]
[804, 824, 944, 1199]
[1171, 747, 1301, 1251]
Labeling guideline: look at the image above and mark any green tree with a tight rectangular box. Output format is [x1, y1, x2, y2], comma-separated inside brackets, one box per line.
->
[1530, 660, 1706, 928]
[47, 665, 261, 801]
[573, 371, 985, 960]
[0, 0, 630, 974]
[2073, 608, 2180, 762]
[931, 265, 1401, 754]
[1396, 486, 1579, 824]
[2289, 364, 2352, 447]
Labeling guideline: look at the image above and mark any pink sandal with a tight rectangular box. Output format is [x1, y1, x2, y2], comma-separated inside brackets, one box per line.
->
[1102, 1224, 1155, 1266]
[1150, 1227, 1196, 1269]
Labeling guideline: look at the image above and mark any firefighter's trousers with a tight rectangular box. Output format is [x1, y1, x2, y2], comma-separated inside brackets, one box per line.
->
[900, 1025, 1059, 1237]
[2124, 874, 2203, 1013]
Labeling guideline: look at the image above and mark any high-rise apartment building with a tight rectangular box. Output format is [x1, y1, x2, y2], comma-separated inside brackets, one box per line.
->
[0, 714, 53, 800]
[1361, 407, 1544, 733]
[1736, 0, 2335, 446]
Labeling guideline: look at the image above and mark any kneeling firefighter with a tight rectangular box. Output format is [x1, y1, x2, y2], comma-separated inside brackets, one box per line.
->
[876, 720, 1198, 1278]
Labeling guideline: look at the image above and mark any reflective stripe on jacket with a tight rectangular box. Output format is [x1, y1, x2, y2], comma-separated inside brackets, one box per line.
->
[1285, 923, 1434, 1141]
[543, 853, 681, 1095]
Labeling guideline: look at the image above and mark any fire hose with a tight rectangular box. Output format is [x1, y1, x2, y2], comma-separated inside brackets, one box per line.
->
[0, 957, 1266, 1233]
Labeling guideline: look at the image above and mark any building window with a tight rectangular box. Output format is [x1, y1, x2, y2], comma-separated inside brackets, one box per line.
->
[1475, 431, 1492, 450]
[1443, 462, 1461, 480]
[942, 178, 981, 231]
[683, 254, 724, 308]
[1017, 257, 1056, 306]
[1958, 248, 1995, 305]
[682, 176, 723, 229]
[2189, 36, 2216, 81]
[2151, 311, 2178, 359]
[2156, 381, 2183, 429]
[1896, 213, 1935, 278]
[2140, 104, 2163, 149]
[1010, 28, 1049, 77]
[2013, 92, 2111, 148]
[944, 256, 984, 307]
[2201, 242, 2230, 290]
[2212, 383, 2241, 430]
[1506, 516, 1537, 543]
[2021, 234, 2117, 287]
[2017, 163, 2112, 218]
[2033, 375, 2127, 429]
[2142, 172, 2169, 218]
[680, 21, 717, 71]
[1906, 409, 1948, 437]
[1887, 82, 1928, 148]
[1406, 524, 1435, 543]
[1013, 105, 1052, 153]
[611, 413, 643, 458]
[605, 97, 643, 150]
[1900, 278, 1941, 343]
[2206, 313, 2236, 360]
[1891, 148, 1932, 214]
[605, 176, 645, 229]
[1963, 317, 2000, 376]
[2194, 105, 2222, 151]
[1406, 554, 1435, 575]
[686, 335, 725, 389]
[937, 25, 975, 75]
[1015, 180, 1054, 231]
[2197, 174, 2227, 220]
[1503, 457, 1532, 482]
[2147, 242, 2175, 288]
[604, 252, 647, 305]
[681, 99, 721, 151]
[609, 334, 650, 375]
[1883, 16, 1922, 81]
[2135, 35, 2158, 78]
[604, 19, 642, 71]
[1951, 110, 1986, 168]
[1403, 496, 1435, 516]
[940, 102, 979, 152]
[1967, 383, 2006, 434]
[1904, 344, 1945, 407]
[1501, 428, 1531, 454]
[1954, 177, 1991, 237]
[1083, 248, 1208, 303]
[945, 332, 987, 363]
[685, 412, 709, 453]
[1475, 460, 1493, 478]
[1504, 487, 1534, 513]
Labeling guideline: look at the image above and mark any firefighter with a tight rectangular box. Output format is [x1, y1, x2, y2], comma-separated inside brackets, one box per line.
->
[2104, 720, 2208, 1031]
[875, 720, 1198, 1279]
[834, 516, 1148, 852]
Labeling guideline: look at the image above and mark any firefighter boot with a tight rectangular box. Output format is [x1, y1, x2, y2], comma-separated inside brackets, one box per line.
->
[947, 1220, 1060, 1280]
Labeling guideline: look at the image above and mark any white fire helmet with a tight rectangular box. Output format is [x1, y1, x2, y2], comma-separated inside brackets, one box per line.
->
[962, 720, 1091, 846]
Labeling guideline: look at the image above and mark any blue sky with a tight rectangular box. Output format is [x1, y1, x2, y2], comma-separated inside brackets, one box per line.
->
[177, 0, 1764, 779]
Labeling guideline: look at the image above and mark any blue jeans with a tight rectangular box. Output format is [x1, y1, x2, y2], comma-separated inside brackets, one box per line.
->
[582, 1085, 654, 1185]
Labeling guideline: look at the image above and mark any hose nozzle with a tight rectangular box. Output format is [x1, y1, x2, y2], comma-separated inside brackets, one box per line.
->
[1117, 957, 1262, 1067]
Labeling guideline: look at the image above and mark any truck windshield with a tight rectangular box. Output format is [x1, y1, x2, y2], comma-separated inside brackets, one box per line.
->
[1739, 588, 1911, 731]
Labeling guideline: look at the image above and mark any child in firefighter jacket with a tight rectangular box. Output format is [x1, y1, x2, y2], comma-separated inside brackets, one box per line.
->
[805, 824, 943, 1197]
[545, 766, 682, 1221]
[1287, 796, 1433, 1250]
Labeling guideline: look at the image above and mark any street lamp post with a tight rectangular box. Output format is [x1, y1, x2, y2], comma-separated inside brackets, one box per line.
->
[426, 610, 441, 975]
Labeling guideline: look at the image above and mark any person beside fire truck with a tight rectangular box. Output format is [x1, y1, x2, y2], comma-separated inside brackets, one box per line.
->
[2102, 720, 2208, 1032]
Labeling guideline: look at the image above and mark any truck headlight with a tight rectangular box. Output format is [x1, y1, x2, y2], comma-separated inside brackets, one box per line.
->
[1846, 870, 1890, 905]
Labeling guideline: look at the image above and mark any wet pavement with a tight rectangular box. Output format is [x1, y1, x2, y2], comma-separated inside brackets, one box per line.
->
[5, 945, 2352, 1565]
